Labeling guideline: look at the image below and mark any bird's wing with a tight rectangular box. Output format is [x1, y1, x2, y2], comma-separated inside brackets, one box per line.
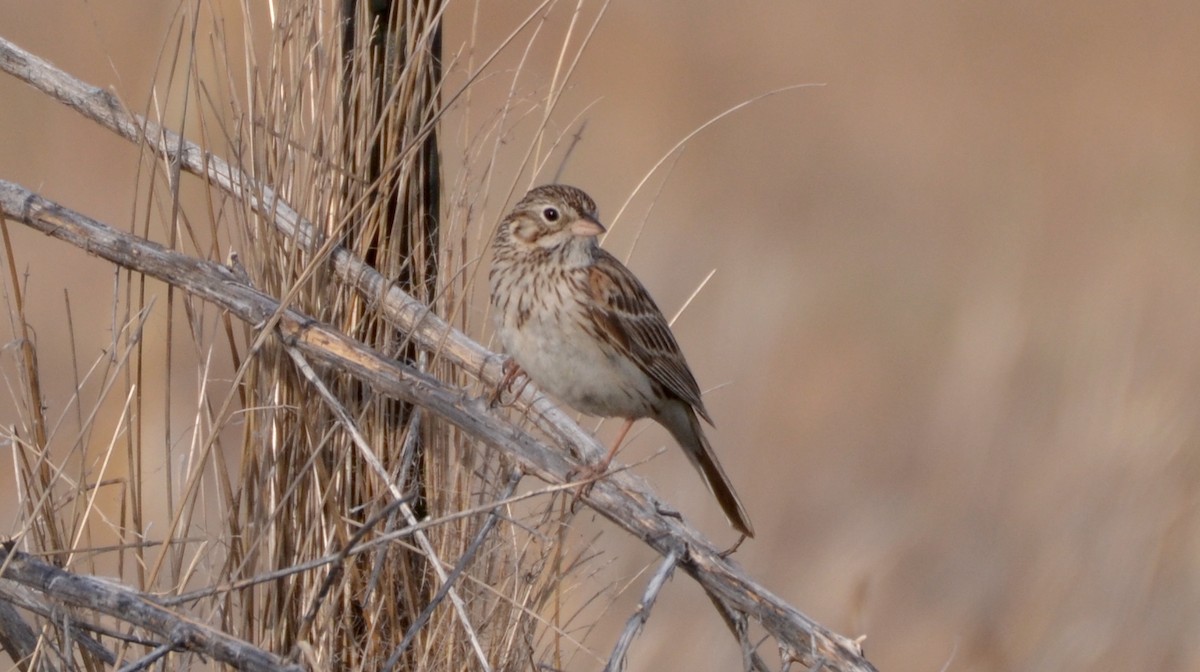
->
[586, 249, 712, 423]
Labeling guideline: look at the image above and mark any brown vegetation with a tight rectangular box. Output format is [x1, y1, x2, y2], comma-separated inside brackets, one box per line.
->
[3, 2, 1200, 671]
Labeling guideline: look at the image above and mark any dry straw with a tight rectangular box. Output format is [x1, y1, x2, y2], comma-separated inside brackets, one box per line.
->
[0, 2, 873, 671]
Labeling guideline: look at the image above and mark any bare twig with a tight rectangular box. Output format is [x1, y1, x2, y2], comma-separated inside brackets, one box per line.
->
[0, 579, 150, 657]
[603, 550, 679, 672]
[708, 590, 773, 672]
[0, 542, 302, 672]
[0, 598, 48, 672]
[114, 641, 173, 672]
[385, 469, 522, 672]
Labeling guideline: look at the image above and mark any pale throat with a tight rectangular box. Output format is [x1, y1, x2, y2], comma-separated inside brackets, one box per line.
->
[558, 236, 597, 269]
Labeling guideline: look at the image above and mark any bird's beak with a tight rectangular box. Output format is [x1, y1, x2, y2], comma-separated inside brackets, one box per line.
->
[571, 217, 606, 237]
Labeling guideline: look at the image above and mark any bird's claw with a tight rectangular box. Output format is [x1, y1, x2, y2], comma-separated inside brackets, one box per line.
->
[488, 358, 529, 408]
[718, 534, 748, 558]
[566, 462, 611, 512]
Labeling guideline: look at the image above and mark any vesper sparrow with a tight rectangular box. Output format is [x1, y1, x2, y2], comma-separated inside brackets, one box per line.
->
[489, 184, 754, 538]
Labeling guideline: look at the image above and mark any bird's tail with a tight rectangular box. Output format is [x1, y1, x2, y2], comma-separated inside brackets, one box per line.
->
[661, 403, 755, 538]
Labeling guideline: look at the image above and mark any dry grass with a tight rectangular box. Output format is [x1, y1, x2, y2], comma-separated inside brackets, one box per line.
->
[8, 2, 1200, 672]
[0, 2, 630, 670]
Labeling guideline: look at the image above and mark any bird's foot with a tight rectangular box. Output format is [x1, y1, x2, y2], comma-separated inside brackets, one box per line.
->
[565, 420, 633, 511]
[719, 534, 748, 558]
[566, 461, 612, 512]
[488, 358, 529, 407]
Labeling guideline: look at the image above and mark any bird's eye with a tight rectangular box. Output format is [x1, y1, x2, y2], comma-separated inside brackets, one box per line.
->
[542, 207, 560, 222]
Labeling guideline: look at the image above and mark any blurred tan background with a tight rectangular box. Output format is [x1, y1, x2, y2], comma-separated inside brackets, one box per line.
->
[4, 1, 1200, 671]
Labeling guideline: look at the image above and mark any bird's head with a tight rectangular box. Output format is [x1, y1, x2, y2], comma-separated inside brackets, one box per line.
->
[502, 184, 606, 252]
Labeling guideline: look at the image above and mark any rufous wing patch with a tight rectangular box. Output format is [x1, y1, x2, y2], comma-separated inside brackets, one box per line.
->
[587, 266, 633, 351]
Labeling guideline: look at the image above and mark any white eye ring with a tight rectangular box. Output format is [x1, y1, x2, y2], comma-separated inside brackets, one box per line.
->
[542, 207, 560, 222]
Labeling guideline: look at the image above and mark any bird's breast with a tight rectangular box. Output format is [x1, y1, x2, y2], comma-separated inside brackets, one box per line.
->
[492, 267, 657, 419]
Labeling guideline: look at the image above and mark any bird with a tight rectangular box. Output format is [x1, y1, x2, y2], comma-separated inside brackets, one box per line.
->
[488, 184, 754, 538]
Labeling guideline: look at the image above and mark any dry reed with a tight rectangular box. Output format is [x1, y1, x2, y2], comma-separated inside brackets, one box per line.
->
[0, 2, 874, 671]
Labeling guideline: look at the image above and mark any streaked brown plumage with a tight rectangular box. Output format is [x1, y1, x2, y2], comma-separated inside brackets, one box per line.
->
[489, 184, 754, 537]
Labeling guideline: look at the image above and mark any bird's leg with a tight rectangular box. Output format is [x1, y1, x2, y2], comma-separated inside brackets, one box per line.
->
[569, 418, 635, 509]
[597, 418, 635, 473]
[489, 358, 530, 407]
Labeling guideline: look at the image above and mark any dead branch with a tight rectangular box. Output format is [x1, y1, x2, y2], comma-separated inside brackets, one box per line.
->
[604, 550, 679, 672]
[0, 542, 302, 672]
[0, 598, 46, 672]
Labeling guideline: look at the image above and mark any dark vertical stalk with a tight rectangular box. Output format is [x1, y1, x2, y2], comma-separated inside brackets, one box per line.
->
[339, 1, 443, 666]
